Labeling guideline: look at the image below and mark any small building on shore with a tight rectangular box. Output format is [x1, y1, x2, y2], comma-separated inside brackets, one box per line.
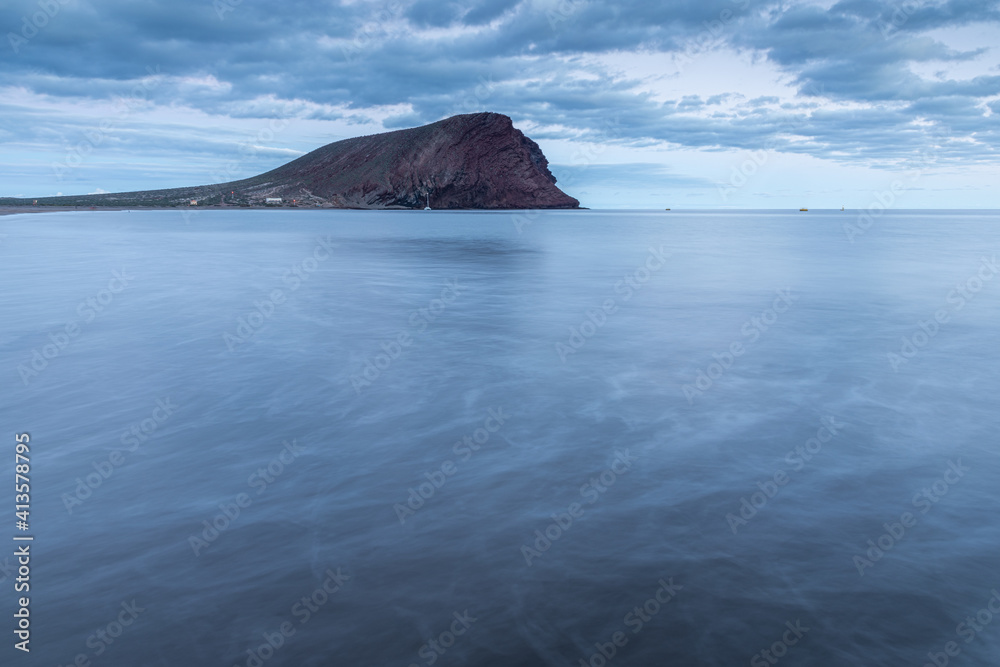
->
[265, 198, 283, 206]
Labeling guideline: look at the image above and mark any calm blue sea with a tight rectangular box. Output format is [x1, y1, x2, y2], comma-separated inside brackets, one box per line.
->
[1, 209, 999, 666]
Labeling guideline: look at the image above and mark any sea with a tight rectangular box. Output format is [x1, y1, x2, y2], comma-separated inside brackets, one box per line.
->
[1, 209, 998, 666]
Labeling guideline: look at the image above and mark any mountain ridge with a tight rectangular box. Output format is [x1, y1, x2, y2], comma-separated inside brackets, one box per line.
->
[2, 113, 580, 210]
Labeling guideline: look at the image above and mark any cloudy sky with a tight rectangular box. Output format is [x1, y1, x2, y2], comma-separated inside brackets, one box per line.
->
[1, 0, 999, 208]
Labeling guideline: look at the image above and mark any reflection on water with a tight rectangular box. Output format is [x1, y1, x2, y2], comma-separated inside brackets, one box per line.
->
[1, 209, 999, 666]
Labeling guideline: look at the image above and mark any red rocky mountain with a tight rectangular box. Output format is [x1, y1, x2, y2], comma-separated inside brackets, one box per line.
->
[20, 113, 580, 210]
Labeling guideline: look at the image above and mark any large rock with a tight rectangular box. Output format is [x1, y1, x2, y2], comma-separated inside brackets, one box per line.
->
[257, 112, 579, 209]
[16, 113, 580, 210]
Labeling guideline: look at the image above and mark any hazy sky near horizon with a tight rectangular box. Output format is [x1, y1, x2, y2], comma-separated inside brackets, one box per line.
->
[1, 0, 999, 208]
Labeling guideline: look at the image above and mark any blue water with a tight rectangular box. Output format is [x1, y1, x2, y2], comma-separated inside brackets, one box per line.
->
[1, 209, 999, 666]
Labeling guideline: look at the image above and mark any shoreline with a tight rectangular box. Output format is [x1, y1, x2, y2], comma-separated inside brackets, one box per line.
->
[0, 205, 588, 217]
[0, 206, 144, 216]
[0, 205, 327, 216]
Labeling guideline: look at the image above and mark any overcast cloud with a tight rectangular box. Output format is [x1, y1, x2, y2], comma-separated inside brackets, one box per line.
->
[1, 0, 998, 207]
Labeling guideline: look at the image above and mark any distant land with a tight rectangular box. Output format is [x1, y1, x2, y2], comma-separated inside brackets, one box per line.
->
[0, 112, 580, 211]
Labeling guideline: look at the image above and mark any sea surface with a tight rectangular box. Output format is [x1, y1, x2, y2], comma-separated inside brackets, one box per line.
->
[1, 209, 999, 666]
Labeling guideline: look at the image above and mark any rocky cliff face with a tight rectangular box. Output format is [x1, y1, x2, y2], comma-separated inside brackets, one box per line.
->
[254, 112, 579, 209]
[22, 113, 579, 210]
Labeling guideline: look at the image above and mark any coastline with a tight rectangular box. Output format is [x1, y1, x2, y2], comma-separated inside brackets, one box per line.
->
[0, 205, 589, 216]
[0, 206, 131, 216]
[0, 205, 306, 216]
